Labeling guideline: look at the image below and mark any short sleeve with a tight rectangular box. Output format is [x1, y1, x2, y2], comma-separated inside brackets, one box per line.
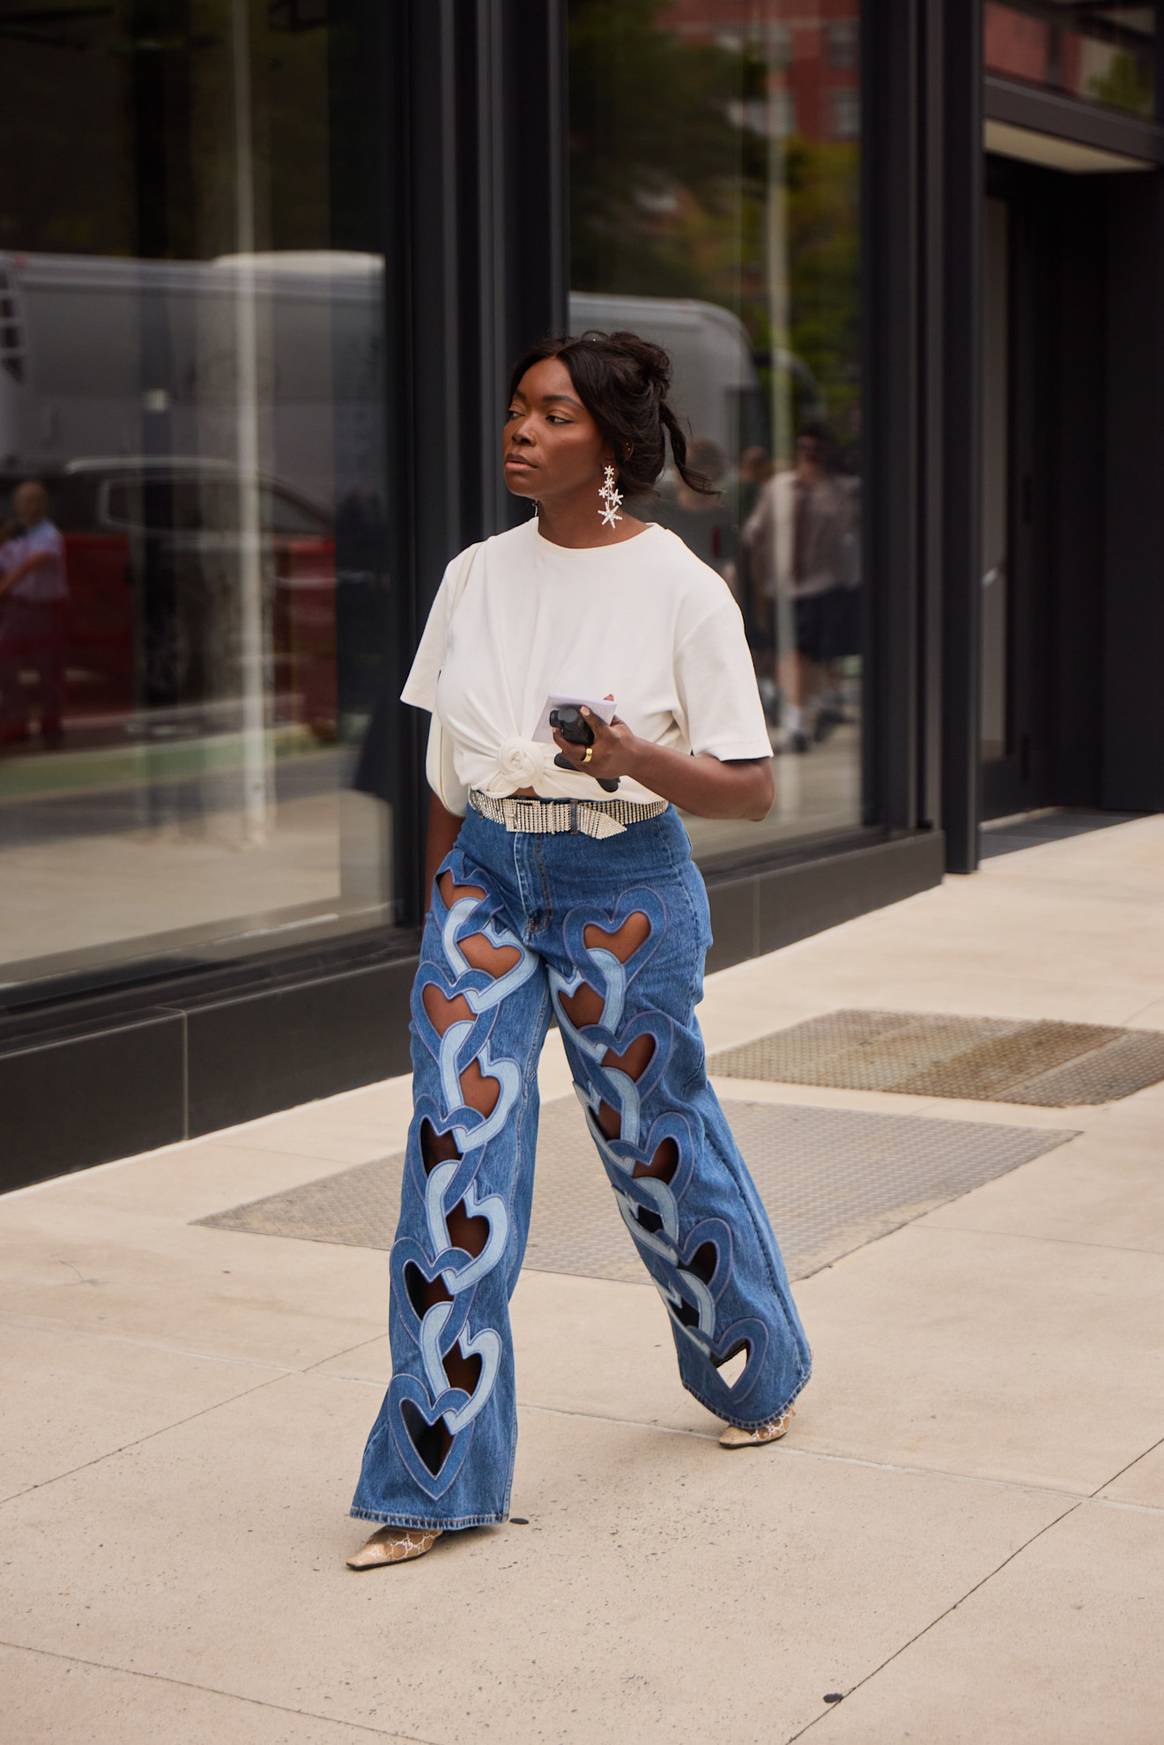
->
[399, 543, 479, 712]
[674, 598, 772, 761]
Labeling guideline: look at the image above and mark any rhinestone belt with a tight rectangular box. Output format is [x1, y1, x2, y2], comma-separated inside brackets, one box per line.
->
[468, 788, 667, 838]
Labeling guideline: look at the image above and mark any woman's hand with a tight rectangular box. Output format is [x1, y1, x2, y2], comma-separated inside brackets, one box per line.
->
[635, 739, 774, 820]
[551, 697, 775, 821]
[551, 705, 640, 781]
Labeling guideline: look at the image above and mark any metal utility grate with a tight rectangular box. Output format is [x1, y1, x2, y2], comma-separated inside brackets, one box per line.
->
[706, 1010, 1164, 1106]
[197, 1096, 1074, 1283]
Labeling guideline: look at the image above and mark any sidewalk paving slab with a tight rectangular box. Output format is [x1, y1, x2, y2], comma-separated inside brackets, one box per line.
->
[0, 1645, 397, 1745]
[798, 1500, 1164, 1745]
[0, 1371, 1072, 1745]
[914, 1123, 1164, 1251]
[1099, 1440, 1164, 1508]
[787, 1222, 1164, 1493]
[0, 1195, 386, 1371]
[0, 1323, 286, 1503]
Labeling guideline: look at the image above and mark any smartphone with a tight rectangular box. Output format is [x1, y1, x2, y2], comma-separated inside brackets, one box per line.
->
[549, 704, 620, 792]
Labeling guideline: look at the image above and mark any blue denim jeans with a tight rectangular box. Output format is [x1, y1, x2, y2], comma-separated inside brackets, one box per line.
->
[350, 800, 812, 1532]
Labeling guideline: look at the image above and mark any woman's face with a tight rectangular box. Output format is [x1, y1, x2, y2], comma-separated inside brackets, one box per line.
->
[502, 356, 609, 504]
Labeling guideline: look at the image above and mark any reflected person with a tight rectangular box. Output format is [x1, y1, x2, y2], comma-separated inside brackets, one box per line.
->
[741, 427, 847, 753]
[653, 436, 739, 591]
[818, 411, 863, 734]
[735, 446, 776, 708]
[0, 480, 69, 750]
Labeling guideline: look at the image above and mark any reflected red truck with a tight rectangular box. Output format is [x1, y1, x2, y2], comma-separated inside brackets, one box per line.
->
[2, 459, 337, 739]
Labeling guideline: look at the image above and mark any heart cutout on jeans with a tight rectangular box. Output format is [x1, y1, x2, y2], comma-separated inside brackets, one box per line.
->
[443, 1195, 491, 1261]
[595, 1098, 622, 1140]
[418, 1115, 461, 1177]
[388, 1374, 475, 1498]
[437, 870, 487, 910]
[691, 1315, 770, 1405]
[404, 1261, 452, 1320]
[457, 1053, 502, 1119]
[400, 1396, 451, 1477]
[713, 1340, 751, 1383]
[559, 979, 604, 1029]
[443, 1343, 482, 1400]
[671, 1291, 703, 1330]
[685, 1242, 718, 1287]
[597, 1112, 695, 1204]
[458, 931, 522, 979]
[391, 1238, 474, 1344]
[583, 912, 651, 962]
[424, 1167, 510, 1294]
[632, 1135, 679, 1184]
[676, 1218, 733, 1301]
[406, 1096, 480, 1210]
[423, 982, 475, 1036]
[601, 1033, 655, 1082]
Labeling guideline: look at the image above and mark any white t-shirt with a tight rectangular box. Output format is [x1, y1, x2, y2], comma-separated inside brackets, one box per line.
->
[400, 515, 772, 809]
[0, 519, 68, 604]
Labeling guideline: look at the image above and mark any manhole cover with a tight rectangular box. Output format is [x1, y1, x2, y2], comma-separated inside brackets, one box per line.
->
[706, 1010, 1164, 1106]
[197, 1096, 1074, 1283]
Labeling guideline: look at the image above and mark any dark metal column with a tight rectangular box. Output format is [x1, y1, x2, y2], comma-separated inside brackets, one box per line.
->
[392, 0, 567, 918]
[937, 0, 984, 872]
[1102, 169, 1164, 812]
[861, 0, 922, 837]
[402, 0, 568, 617]
[474, 0, 570, 533]
[918, 0, 947, 834]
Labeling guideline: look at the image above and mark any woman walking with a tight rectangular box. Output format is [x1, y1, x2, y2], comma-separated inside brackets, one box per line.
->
[347, 330, 812, 1568]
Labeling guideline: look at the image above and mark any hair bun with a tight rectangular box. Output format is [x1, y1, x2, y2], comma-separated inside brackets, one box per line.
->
[605, 330, 672, 398]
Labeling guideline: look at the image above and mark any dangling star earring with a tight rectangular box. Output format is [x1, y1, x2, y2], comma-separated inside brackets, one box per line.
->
[598, 464, 623, 528]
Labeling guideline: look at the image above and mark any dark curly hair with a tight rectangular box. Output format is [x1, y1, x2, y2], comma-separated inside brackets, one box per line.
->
[506, 328, 717, 499]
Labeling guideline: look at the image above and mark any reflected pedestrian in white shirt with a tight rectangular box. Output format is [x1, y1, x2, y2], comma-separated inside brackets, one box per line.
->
[742, 429, 848, 753]
[0, 479, 70, 750]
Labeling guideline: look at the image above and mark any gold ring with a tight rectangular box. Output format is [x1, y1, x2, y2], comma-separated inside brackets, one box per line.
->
[581, 745, 594, 765]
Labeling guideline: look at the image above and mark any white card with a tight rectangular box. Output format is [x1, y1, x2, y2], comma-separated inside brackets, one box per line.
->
[531, 692, 618, 744]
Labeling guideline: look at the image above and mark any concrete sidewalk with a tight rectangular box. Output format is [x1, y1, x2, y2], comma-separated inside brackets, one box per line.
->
[2, 815, 1162, 1744]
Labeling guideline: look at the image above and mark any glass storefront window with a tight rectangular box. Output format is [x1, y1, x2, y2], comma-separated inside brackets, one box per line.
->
[0, 2, 401, 1002]
[568, 0, 867, 861]
[985, 3, 1157, 118]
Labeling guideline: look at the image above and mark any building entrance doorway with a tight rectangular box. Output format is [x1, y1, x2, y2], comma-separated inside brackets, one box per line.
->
[978, 127, 1161, 834]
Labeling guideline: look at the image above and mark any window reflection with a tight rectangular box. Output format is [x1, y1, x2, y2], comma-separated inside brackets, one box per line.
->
[985, 3, 1156, 117]
[0, 3, 396, 998]
[568, 0, 866, 858]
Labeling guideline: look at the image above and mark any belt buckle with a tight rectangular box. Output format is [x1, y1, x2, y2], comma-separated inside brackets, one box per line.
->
[567, 798, 580, 833]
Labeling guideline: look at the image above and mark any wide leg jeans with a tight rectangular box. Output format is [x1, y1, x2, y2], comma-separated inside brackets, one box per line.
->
[350, 800, 812, 1531]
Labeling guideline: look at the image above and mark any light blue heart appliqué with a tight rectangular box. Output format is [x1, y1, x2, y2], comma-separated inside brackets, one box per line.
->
[418, 1302, 502, 1434]
[442, 902, 538, 1011]
[424, 1162, 509, 1293]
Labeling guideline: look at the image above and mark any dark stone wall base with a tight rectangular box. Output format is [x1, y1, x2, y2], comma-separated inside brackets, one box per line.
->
[706, 829, 945, 974]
